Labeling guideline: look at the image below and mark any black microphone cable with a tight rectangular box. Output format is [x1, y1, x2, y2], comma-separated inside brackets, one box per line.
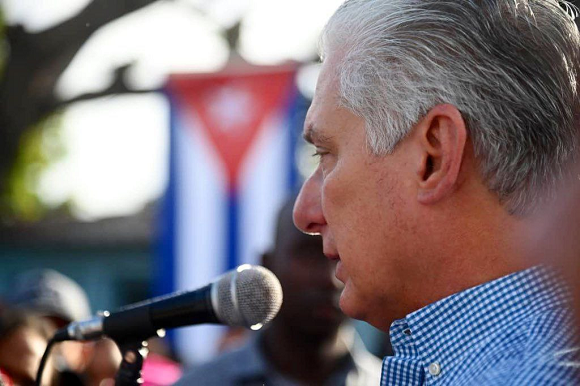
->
[35, 335, 58, 386]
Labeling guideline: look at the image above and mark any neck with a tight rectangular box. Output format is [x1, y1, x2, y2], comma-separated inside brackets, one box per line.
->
[261, 321, 349, 384]
[418, 195, 532, 307]
[392, 187, 534, 323]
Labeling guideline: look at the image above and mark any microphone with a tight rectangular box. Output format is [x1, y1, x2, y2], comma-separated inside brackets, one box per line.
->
[53, 265, 283, 343]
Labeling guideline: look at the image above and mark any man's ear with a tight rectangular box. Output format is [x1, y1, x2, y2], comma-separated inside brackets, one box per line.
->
[415, 104, 467, 204]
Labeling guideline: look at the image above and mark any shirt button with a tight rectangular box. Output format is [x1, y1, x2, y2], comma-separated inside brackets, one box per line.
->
[403, 328, 412, 336]
[428, 362, 441, 376]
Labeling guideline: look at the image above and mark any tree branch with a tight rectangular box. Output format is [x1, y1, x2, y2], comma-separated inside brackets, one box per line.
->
[56, 64, 159, 108]
[0, 0, 163, 195]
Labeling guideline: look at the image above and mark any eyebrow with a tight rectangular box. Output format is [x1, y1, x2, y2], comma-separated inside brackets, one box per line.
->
[303, 123, 332, 145]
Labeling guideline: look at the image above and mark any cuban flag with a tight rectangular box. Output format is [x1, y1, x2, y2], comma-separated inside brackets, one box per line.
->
[158, 64, 304, 365]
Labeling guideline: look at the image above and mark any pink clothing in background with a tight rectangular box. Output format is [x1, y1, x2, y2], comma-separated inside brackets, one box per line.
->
[142, 354, 182, 386]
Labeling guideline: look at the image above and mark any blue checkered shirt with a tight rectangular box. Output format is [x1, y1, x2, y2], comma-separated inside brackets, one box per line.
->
[381, 266, 580, 385]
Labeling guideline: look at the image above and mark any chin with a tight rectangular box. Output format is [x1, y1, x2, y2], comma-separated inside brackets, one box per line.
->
[339, 287, 392, 332]
[338, 288, 367, 322]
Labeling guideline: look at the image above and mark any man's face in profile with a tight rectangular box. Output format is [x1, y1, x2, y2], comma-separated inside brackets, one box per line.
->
[293, 60, 426, 330]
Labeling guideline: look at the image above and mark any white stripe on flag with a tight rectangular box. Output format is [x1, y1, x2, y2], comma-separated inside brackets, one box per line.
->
[175, 111, 228, 364]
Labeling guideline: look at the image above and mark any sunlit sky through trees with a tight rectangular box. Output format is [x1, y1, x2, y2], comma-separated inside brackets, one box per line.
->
[1, 0, 341, 220]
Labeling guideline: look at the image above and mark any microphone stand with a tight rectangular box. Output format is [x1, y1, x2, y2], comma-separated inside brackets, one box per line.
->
[115, 340, 149, 386]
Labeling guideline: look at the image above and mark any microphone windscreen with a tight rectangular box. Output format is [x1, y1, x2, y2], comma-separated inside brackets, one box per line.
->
[211, 265, 283, 329]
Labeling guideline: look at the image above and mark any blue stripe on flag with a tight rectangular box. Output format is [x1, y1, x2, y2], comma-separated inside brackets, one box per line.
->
[227, 191, 239, 270]
[154, 90, 180, 345]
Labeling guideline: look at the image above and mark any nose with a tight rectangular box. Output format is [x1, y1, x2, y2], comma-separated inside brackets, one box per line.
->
[293, 168, 326, 235]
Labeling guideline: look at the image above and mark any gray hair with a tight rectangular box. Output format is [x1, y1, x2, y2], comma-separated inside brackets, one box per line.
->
[322, 0, 580, 215]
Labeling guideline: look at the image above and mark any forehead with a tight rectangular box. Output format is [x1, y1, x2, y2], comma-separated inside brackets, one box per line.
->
[312, 62, 341, 111]
[304, 59, 370, 151]
[304, 63, 342, 137]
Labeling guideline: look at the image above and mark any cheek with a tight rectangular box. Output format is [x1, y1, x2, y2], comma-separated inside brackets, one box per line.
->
[321, 159, 367, 215]
[323, 160, 391, 232]
[322, 165, 387, 263]
[323, 160, 413, 272]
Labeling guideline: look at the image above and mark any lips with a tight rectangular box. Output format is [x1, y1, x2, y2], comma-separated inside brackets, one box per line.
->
[335, 260, 345, 283]
[324, 254, 340, 262]
[323, 250, 344, 281]
[322, 237, 342, 280]
[323, 248, 340, 260]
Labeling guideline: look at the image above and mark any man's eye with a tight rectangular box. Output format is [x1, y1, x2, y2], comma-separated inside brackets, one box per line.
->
[312, 149, 328, 158]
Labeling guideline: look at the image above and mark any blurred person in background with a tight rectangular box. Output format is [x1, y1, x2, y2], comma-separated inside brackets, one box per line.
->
[81, 339, 121, 386]
[5, 268, 186, 385]
[292, 0, 580, 384]
[175, 197, 381, 385]
[6, 269, 98, 385]
[0, 309, 57, 386]
[6, 269, 92, 329]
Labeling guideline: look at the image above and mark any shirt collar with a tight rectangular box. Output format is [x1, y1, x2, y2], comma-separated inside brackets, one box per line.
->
[388, 265, 571, 379]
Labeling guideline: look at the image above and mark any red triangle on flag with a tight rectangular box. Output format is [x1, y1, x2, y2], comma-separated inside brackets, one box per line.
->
[170, 68, 295, 188]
